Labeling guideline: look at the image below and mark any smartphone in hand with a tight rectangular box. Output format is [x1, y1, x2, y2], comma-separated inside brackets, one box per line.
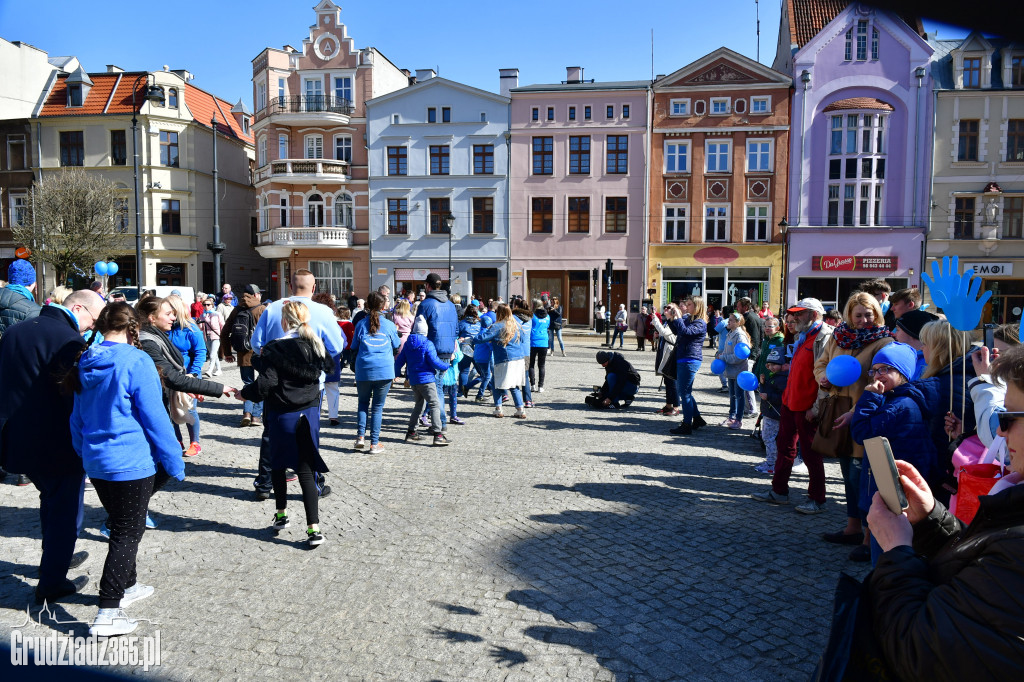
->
[864, 436, 909, 514]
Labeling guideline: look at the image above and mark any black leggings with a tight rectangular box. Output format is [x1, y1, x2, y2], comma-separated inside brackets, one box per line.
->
[529, 347, 547, 388]
[92, 469, 169, 609]
[272, 459, 320, 526]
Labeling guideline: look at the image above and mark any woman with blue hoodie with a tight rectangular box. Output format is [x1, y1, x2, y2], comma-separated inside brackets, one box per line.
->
[457, 306, 482, 402]
[471, 315, 494, 402]
[67, 302, 184, 638]
[165, 295, 206, 457]
[477, 303, 527, 419]
[529, 300, 551, 395]
[351, 292, 401, 453]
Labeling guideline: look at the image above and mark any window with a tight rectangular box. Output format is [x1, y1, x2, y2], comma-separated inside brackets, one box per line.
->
[871, 28, 879, 60]
[277, 78, 286, 104]
[428, 107, 437, 123]
[334, 135, 352, 163]
[334, 192, 353, 227]
[429, 145, 450, 175]
[750, 97, 770, 114]
[825, 112, 888, 227]
[168, 88, 178, 108]
[606, 135, 628, 174]
[665, 141, 689, 173]
[606, 105, 614, 119]
[828, 185, 840, 225]
[843, 185, 855, 226]
[670, 99, 690, 116]
[547, 107, 554, 121]
[856, 21, 868, 61]
[845, 30, 853, 61]
[115, 198, 129, 232]
[830, 115, 843, 154]
[472, 197, 494, 233]
[473, 145, 494, 174]
[846, 158, 857, 179]
[387, 198, 408, 234]
[664, 205, 688, 242]
[959, 120, 979, 161]
[9, 192, 28, 227]
[745, 205, 769, 241]
[569, 106, 576, 120]
[963, 58, 981, 88]
[704, 205, 728, 241]
[308, 261, 355, 299]
[706, 141, 730, 172]
[442, 107, 451, 123]
[859, 185, 870, 226]
[532, 197, 553, 233]
[711, 97, 730, 115]
[258, 137, 266, 167]
[532, 136, 553, 175]
[747, 140, 771, 172]
[241, 118, 250, 135]
[847, 114, 858, 153]
[622, 104, 630, 119]
[569, 136, 590, 174]
[279, 196, 288, 227]
[1004, 197, 1024, 238]
[567, 197, 589, 233]
[387, 146, 407, 175]
[531, 108, 539, 122]
[304, 79, 324, 111]
[305, 134, 323, 160]
[161, 199, 181, 234]
[1008, 120, 1024, 161]
[110, 130, 127, 166]
[60, 131, 84, 166]
[334, 77, 352, 104]
[429, 198, 451, 234]
[278, 134, 288, 160]
[584, 106, 592, 120]
[67, 84, 83, 107]
[605, 197, 627, 233]
[955, 197, 975, 239]
[307, 193, 325, 227]
[6, 134, 26, 169]
[1013, 56, 1024, 87]
[829, 159, 841, 179]
[393, 114, 400, 124]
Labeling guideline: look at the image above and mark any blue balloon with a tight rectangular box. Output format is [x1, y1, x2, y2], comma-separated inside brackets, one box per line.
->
[94, 261, 109, 276]
[715, 320, 727, 334]
[710, 358, 726, 375]
[826, 355, 862, 387]
[737, 371, 758, 392]
[735, 343, 751, 360]
[106, 262, 119, 276]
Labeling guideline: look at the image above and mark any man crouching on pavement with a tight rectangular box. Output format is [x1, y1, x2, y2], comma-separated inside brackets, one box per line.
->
[588, 351, 641, 409]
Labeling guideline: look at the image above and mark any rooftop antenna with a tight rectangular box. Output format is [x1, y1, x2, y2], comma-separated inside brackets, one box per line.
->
[651, 29, 655, 81]
[756, 0, 761, 62]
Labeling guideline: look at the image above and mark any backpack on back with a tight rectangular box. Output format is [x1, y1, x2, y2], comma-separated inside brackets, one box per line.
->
[230, 307, 255, 353]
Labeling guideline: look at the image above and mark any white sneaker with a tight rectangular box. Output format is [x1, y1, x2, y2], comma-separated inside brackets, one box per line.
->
[212, 369, 222, 376]
[537, 387, 545, 393]
[513, 408, 527, 419]
[120, 583, 154, 607]
[493, 407, 504, 418]
[90, 608, 138, 637]
[353, 438, 366, 450]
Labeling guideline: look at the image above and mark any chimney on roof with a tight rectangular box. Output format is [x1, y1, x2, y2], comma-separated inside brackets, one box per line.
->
[415, 69, 436, 82]
[106, 65, 124, 73]
[566, 66, 584, 83]
[163, 65, 169, 72]
[283, 45, 296, 53]
[499, 68, 519, 98]
[172, 69, 194, 82]
[655, 74, 665, 81]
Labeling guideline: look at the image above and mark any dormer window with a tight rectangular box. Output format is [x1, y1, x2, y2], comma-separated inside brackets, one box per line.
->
[67, 84, 83, 107]
[168, 88, 178, 108]
[1012, 56, 1024, 87]
[871, 28, 879, 60]
[964, 58, 982, 88]
[241, 117, 250, 135]
[845, 21, 879, 61]
[856, 21, 868, 61]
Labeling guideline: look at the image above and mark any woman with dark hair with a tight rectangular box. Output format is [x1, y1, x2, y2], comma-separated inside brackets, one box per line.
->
[351, 291, 401, 453]
[68, 303, 183, 637]
[548, 296, 565, 357]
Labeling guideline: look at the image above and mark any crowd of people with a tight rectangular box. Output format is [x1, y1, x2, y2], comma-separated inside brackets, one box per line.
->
[2, 259, 1023, 674]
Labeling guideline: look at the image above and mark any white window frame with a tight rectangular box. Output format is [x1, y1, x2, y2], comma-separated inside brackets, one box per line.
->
[258, 137, 266, 167]
[260, 195, 269, 231]
[664, 204, 689, 242]
[9, 191, 28, 228]
[278, 134, 288, 160]
[334, 134, 352, 163]
[256, 80, 266, 112]
[334, 191, 354, 228]
[664, 140, 689, 173]
[746, 139, 773, 172]
[307, 260, 354, 299]
[304, 79, 323, 111]
[7, 134, 27, 170]
[279, 195, 289, 228]
[333, 76, 352, 104]
[307, 193, 325, 227]
[744, 204, 770, 242]
[305, 134, 323, 160]
[750, 96, 771, 115]
[704, 204, 730, 242]
[705, 140, 731, 173]
[710, 97, 731, 115]
[669, 99, 690, 116]
[277, 78, 286, 104]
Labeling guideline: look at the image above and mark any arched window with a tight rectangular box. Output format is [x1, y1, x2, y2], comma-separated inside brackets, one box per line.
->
[168, 88, 178, 108]
[334, 192, 353, 227]
[307, 193, 325, 227]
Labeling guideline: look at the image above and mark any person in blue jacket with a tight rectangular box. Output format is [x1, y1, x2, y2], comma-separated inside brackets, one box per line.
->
[395, 316, 451, 445]
[457, 306, 481, 403]
[512, 299, 534, 406]
[852, 342, 938, 565]
[529, 300, 551, 394]
[477, 304, 527, 418]
[166, 295, 206, 456]
[471, 314, 495, 402]
[67, 302, 185, 637]
[668, 297, 709, 435]
[416, 273, 458, 430]
[351, 291, 401, 453]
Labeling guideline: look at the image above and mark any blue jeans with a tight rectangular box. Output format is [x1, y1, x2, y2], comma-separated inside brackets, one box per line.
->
[548, 327, 564, 353]
[240, 365, 263, 418]
[728, 378, 745, 420]
[521, 368, 532, 403]
[356, 379, 391, 445]
[457, 355, 475, 390]
[494, 386, 523, 409]
[674, 360, 702, 424]
[839, 456, 864, 522]
[470, 360, 493, 397]
[606, 373, 639, 405]
[610, 327, 625, 347]
[444, 383, 459, 418]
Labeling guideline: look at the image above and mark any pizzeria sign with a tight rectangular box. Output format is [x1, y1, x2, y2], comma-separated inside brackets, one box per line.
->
[812, 256, 898, 272]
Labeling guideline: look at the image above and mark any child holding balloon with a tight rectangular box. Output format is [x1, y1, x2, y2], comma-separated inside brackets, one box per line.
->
[718, 312, 752, 429]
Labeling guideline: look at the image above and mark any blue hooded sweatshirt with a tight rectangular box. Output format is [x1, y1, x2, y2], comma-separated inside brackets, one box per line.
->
[530, 309, 550, 348]
[417, 290, 459, 358]
[395, 333, 450, 385]
[70, 342, 184, 482]
[477, 320, 524, 364]
[474, 316, 493, 362]
[352, 316, 401, 381]
[168, 322, 206, 375]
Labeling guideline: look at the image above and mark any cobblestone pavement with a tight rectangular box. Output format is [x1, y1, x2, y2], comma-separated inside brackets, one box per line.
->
[0, 338, 869, 680]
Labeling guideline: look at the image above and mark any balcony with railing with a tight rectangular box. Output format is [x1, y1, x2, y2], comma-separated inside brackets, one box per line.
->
[255, 158, 350, 184]
[254, 95, 354, 126]
[255, 225, 353, 258]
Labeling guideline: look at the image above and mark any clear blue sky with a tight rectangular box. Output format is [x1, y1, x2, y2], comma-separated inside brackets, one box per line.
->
[2, 0, 967, 104]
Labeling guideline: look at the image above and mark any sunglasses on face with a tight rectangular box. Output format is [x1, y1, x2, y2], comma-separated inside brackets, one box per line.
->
[997, 412, 1024, 433]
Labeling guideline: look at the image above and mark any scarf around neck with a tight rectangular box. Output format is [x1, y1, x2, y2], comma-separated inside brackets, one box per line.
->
[832, 321, 894, 350]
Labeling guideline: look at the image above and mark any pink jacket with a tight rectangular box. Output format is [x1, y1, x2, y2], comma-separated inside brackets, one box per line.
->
[198, 311, 224, 343]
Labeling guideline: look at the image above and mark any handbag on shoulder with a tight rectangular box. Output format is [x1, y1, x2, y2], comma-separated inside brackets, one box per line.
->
[812, 392, 854, 458]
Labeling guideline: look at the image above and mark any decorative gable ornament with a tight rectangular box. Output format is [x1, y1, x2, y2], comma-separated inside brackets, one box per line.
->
[688, 64, 756, 84]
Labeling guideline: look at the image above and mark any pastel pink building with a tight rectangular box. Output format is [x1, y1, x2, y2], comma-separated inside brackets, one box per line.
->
[507, 67, 648, 326]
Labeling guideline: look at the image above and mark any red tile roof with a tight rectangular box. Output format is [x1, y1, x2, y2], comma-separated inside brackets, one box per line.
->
[823, 97, 894, 112]
[788, 0, 923, 48]
[184, 85, 253, 145]
[38, 72, 147, 116]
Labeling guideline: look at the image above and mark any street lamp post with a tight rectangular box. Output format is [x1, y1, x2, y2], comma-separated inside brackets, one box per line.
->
[444, 211, 456, 293]
[778, 218, 789, 313]
[131, 73, 165, 299]
[208, 112, 226, 292]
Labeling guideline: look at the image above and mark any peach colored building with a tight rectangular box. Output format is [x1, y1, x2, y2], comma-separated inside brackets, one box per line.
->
[251, 0, 408, 298]
[649, 48, 790, 313]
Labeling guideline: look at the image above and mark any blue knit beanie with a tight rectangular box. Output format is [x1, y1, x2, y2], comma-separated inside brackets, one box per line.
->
[871, 342, 917, 381]
[7, 259, 35, 287]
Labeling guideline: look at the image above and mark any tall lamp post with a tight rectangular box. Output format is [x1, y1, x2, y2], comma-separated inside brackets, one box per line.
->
[208, 112, 226, 292]
[131, 74, 165, 299]
[778, 218, 789, 313]
[444, 210, 456, 292]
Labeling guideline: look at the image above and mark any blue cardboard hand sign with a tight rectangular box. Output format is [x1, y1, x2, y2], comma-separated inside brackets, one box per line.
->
[922, 256, 974, 307]
[933, 275, 992, 332]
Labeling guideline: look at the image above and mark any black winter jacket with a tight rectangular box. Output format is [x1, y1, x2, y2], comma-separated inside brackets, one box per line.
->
[759, 370, 787, 420]
[242, 337, 334, 413]
[0, 287, 40, 338]
[869, 483, 1024, 680]
[139, 326, 224, 407]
